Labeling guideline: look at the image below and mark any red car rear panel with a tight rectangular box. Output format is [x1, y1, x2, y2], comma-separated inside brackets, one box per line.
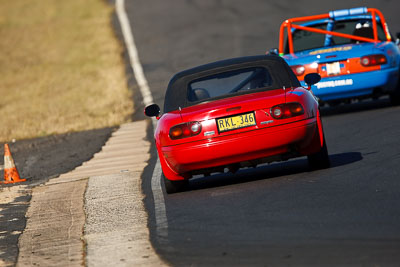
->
[155, 87, 321, 180]
[162, 118, 318, 174]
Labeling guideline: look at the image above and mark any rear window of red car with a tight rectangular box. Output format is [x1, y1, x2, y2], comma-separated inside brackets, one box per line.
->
[187, 67, 273, 102]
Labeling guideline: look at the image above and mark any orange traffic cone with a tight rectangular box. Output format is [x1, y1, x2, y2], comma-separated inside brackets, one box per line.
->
[1, 143, 26, 184]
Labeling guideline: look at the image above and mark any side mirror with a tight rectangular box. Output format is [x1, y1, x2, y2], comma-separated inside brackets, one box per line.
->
[304, 73, 321, 89]
[144, 103, 161, 118]
[396, 32, 400, 45]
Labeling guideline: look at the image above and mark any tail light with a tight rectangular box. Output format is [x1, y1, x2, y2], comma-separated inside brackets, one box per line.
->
[291, 65, 305, 76]
[169, 121, 202, 140]
[360, 54, 387, 67]
[270, 103, 304, 119]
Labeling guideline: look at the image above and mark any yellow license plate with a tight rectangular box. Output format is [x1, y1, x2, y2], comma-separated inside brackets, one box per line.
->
[217, 112, 256, 132]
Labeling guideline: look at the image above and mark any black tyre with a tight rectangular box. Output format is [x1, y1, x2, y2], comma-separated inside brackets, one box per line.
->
[163, 174, 188, 194]
[390, 72, 400, 105]
[390, 91, 400, 105]
[327, 100, 341, 107]
[308, 135, 330, 170]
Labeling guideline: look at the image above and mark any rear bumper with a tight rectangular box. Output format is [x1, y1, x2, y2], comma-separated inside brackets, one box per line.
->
[160, 118, 319, 178]
[305, 68, 399, 101]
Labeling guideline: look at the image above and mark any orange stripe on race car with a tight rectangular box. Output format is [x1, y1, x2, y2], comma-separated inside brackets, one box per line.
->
[344, 58, 381, 75]
[297, 58, 381, 81]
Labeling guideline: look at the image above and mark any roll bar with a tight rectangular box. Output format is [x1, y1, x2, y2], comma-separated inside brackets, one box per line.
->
[278, 7, 392, 55]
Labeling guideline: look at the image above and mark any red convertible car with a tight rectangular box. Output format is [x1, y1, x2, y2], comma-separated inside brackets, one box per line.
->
[145, 55, 330, 193]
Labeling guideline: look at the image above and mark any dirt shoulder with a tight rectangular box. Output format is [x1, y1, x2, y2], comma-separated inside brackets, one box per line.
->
[0, 0, 132, 142]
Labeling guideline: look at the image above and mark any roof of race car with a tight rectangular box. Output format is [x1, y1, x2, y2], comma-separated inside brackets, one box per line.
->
[164, 55, 300, 113]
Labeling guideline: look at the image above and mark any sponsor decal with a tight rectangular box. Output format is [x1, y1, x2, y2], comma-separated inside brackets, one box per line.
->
[204, 131, 215, 136]
[309, 46, 352, 55]
[316, 79, 353, 89]
[260, 120, 274, 125]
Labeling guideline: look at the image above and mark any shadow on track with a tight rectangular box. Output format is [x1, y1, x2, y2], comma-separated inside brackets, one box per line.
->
[320, 98, 393, 117]
[0, 194, 30, 265]
[187, 152, 362, 192]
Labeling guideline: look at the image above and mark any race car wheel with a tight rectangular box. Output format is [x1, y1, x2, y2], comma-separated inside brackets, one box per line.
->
[163, 174, 188, 194]
[390, 75, 400, 105]
[327, 100, 341, 107]
[389, 91, 400, 105]
[307, 134, 330, 170]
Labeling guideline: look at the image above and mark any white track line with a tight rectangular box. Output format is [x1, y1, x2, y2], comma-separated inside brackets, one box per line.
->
[116, 0, 153, 106]
[116, 0, 168, 240]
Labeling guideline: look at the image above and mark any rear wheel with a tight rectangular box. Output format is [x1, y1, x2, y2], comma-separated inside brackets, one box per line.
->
[390, 72, 400, 105]
[327, 100, 341, 107]
[308, 134, 330, 170]
[390, 91, 400, 105]
[163, 174, 188, 194]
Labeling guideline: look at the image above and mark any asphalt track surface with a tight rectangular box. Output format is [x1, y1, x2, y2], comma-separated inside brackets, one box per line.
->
[123, 0, 400, 266]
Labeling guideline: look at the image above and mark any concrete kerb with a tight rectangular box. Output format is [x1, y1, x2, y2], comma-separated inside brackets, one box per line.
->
[16, 120, 167, 266]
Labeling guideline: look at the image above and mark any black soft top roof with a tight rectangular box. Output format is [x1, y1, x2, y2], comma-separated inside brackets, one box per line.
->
[164, 55, 300, 113]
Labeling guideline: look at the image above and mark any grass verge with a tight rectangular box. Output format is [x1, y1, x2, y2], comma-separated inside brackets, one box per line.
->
[0, 0, 133, 142]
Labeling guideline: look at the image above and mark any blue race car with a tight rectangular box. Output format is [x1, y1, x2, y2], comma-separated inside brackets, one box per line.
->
[273, 7, 400, 106]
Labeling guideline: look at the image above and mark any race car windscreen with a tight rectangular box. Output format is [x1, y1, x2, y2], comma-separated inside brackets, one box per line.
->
[286, 19, 387, 53]
[187, 67, 273, 102]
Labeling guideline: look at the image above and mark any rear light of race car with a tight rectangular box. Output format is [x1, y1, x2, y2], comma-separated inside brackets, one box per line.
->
[169, 121, 202, 140]
[360, 54, 387, 67]
[290, 65, 305, 76]
[271, 102, 304, 119]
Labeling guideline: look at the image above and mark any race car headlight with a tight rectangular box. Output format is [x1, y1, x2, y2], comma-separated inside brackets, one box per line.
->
[271, 103, 304, 119]
[360, 54, 387, 67]
[169, 122, 202, 140]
